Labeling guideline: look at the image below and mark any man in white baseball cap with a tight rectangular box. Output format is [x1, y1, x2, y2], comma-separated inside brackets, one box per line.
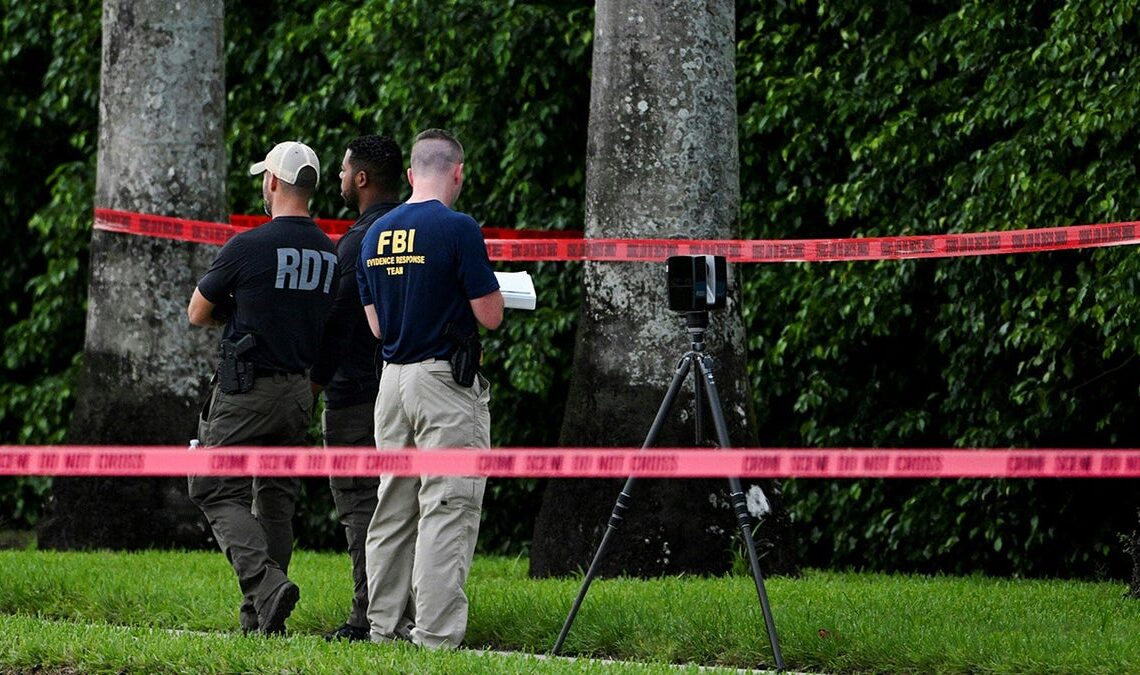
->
[249, 141, 320, 217]
[188, 137, 336, 636]
[250, 140, 321, 186]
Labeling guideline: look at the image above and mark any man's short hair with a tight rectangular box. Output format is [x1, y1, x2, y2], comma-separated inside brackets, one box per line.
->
[411, 128, 464, 175]
[274, 166, 317, 200]
[347, 135, 403, 196]
[284, 166, 318, 191]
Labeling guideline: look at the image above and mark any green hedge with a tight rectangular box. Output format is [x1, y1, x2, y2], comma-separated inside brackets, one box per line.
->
[3, 0, 1140, 575]
[737, 0, 1140, 576]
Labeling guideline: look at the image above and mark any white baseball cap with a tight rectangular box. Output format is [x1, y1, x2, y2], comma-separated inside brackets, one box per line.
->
[249, 141, 320, 187]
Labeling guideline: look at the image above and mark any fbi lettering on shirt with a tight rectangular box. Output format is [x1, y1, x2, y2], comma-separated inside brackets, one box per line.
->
[365, 229, 425, 275]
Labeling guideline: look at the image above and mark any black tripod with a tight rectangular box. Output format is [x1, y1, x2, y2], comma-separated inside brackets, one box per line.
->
[551, 310, 785, 670]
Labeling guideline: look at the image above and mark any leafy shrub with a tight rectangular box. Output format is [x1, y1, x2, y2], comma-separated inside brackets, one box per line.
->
[5, 0, 1140, 573]
[738, 0, 1140, 577]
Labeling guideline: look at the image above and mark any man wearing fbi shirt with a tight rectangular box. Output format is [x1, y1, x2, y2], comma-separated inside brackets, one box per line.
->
[356, 128, 503, 648]
[187, 140, 336, 636]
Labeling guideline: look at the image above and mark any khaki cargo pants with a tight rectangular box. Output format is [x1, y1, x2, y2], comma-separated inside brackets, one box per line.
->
[365, 359, 489, 649]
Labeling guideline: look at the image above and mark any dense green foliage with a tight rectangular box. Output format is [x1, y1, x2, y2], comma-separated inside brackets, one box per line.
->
[3, 1, 1140, 576]
[0, 0, 591, 549]
[0, 1, 98, 531]
[738, 0, 1140, 576]
[4, 550, 1140, 672]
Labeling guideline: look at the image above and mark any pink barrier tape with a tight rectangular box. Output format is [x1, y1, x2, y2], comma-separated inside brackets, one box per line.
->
[2, 446, 1139, 478]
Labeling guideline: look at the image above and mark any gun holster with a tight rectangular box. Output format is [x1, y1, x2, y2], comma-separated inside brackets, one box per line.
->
[446, 326, 481, 388]
[217, 334, 257, 394]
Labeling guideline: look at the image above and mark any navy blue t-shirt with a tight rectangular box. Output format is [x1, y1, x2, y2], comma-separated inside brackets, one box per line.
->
[357, 200, 499, 364]
[197, 216, 337, 372]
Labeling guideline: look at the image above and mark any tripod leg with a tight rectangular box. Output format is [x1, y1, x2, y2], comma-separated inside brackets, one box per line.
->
[693, 350, 705, 445]
[551, 353, 694, 655]
[697, 356, 786, 671]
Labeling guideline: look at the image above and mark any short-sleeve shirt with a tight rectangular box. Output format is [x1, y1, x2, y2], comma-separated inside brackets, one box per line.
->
[357, 200, 499, 364]
[197, 216, 337, 372]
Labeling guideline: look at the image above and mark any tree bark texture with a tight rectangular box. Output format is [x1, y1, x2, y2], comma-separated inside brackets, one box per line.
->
[39, 0, 226, 550]
[530, 0, 795, 578]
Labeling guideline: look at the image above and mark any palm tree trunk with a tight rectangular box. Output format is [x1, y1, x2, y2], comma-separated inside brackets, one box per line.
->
[530, 0, 795, 578]
[39, 0, 226, 550]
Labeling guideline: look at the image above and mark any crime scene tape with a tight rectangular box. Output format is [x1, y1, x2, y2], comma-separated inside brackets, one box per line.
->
[92, 209, 583, 250]
[93, 208, 1140, 263]
[2, 446, 1139, 479]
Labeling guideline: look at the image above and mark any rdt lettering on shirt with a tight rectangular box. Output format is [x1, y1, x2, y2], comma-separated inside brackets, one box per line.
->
[364, 229, 426, 276]
[275, 248, 338, 292]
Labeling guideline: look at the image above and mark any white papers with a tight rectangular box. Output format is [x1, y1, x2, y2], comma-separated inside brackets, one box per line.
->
[495, 271, 537, 310]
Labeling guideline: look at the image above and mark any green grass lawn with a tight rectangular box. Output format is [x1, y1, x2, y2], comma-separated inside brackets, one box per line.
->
[0, 549, 1137, 673]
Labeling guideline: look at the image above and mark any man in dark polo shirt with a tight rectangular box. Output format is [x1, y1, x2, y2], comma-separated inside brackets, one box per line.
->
[309, 134, 403, 642]
[187, 140, 336, 635]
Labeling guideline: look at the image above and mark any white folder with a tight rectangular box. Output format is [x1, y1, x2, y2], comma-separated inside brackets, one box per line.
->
[494, 271, 537, 310]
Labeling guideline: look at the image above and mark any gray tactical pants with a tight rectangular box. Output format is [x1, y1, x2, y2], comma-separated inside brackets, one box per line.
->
[322, 400, 381, 629]
[188, 372, 311, 631]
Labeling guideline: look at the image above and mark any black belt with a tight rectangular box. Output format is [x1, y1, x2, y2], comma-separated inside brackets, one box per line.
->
[253, 368, 305, 378]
